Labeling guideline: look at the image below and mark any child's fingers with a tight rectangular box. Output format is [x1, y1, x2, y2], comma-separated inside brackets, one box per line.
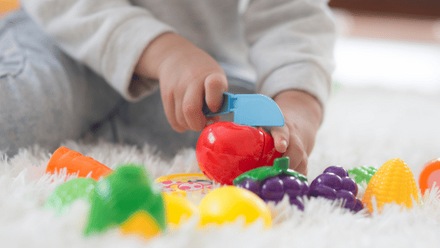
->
[182, 84, 206, 131]
[294, 156, 308, 176]
[285, 134, 308, 175]
[173, 89, 192, 132]
[204, 73, 228, 113]
[161, 91, 186, 133]
[206, 116, 222, 126]
[271, 125, 308, 175]
[270, 125, 289, 154]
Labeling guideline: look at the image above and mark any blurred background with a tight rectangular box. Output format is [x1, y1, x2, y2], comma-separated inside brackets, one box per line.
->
[330, 0, 440, 93]
[1, 0, 439, 93]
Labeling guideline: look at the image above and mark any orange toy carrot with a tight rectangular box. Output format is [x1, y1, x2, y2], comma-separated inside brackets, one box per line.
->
[46, 147, 113, 180]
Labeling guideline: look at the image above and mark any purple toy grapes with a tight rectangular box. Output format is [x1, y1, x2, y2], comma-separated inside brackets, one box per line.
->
[309, 165, 363, 212]
[233, 157, 309, 210]
[308, 183, 337, 200]
[260, 177, 284, 202]
[240, 179, 260, 196]
[323, 165, 348, 178]
[341, 177, 358, 196]
[353, 199, 364, 212]
[236, 175, 309, 210]
[281, 175, 308, 199]
[335, 190, 356, 210]
[310, 173, 342, 190]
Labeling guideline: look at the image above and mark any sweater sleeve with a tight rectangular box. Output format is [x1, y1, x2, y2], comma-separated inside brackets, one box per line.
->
[242, 0, 336, 107]
[21, 0, 175, 102]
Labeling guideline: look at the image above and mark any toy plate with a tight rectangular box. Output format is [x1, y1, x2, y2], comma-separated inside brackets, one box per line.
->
[155, 173, 213, 196]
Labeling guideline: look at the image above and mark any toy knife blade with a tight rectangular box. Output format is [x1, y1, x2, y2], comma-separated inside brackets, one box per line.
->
[202, 92, 284, 127]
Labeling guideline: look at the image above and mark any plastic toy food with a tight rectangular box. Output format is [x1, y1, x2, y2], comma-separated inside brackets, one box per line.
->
[119, 210, 164, 240]
[84, 165, 166, 239]
[362, 158, 419, 213]
[348, 166, 377, 185]
[163, 193, 198, 227]
[198, 186, 272, 228]
[45, 178, 96, 214]
[233, 157, 308, 210]
[0, 0, 19, 14]
[309, 165, 362, 212]
[155, 173, 213, 196]
[419, 158, 440, 196]
[46, 147, 113, 180]
[196, 122, 282, 185]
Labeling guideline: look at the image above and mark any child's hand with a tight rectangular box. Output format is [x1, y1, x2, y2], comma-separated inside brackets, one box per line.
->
[270, 90, 323, 176]
[135, 33, 228, 132]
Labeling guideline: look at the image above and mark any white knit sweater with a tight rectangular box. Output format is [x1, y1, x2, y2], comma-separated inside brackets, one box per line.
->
[21, 0, 336, 106]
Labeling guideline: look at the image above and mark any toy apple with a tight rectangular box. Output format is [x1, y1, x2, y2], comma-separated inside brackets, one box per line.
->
[196, 122, 282, 185]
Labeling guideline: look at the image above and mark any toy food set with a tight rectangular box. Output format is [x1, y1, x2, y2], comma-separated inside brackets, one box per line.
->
[41, 77, 438, 243]
[45, 164, 272, 240]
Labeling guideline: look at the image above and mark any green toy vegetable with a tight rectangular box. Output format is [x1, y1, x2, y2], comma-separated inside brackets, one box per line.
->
[84, 165, 166, 236]
[233, 157, 307, 185]
[45, 178, 96, 214]
[348, 166, 378, 185]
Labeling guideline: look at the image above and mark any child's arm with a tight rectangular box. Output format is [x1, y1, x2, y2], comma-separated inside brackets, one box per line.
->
[21, 0, 176, 102]
[135, 32, 227, 132]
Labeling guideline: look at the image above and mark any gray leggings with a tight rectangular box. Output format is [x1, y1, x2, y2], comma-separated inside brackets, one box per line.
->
[0, 10, 255, 158]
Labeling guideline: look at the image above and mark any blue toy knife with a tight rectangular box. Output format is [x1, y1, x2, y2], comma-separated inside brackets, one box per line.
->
[202, 92, 284, 127]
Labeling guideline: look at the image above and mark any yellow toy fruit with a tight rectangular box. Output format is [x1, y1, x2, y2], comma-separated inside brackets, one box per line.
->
[163, 193, 198, 227]
[362, 158, 419, 213]
[198, 186, 272, 228]
[120, 211, 162, 240]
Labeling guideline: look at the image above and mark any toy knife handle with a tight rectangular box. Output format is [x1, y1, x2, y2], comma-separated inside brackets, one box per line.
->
[202, 93, 232, 117]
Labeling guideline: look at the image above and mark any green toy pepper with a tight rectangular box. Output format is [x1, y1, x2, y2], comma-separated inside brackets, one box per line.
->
[84, 165, 166, 238]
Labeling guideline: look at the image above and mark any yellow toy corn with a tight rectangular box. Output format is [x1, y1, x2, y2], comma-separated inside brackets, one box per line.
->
[362, 158, 419, 213]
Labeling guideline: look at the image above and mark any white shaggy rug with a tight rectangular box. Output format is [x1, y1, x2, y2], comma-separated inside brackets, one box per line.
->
[1, 85, 440, 248]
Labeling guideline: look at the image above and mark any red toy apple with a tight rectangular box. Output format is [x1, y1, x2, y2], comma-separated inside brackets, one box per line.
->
[196, 122, 283, 185]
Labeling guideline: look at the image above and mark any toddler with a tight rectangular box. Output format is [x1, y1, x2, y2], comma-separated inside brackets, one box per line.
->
[0, 0, 336, 175]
